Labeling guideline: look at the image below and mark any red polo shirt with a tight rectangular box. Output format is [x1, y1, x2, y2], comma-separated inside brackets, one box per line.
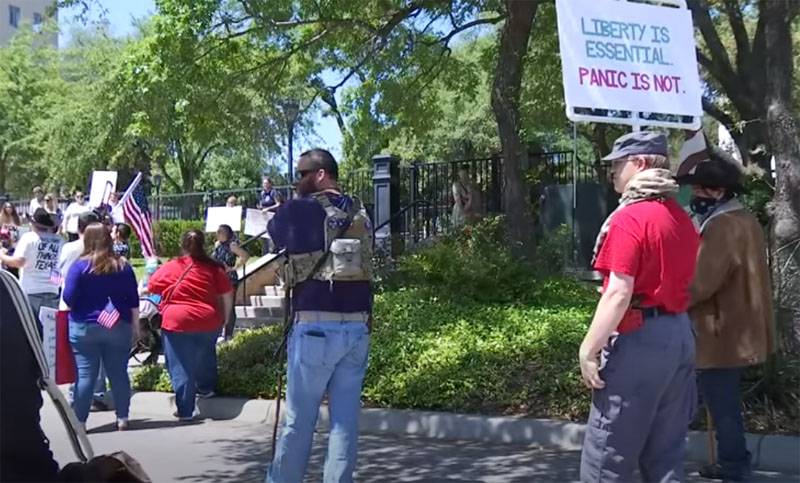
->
[148, 256, 233, 333]
[594, 198, 699, 333]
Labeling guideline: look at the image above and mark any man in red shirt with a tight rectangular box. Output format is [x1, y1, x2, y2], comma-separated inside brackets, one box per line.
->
[579, 131, 700, 482]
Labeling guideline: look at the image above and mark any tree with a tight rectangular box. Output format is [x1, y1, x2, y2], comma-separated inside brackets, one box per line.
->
[103, 13, 284, 195]
[687, 0, 798, 169]
[491, 0, 539, 255]
[36, 28, 123, 192]
[0, 27, 60, 195]
[762, 0, 800, 353]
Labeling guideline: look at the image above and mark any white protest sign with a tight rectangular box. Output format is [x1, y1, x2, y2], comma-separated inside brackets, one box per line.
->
[88, 171, 118, 208]
[555, 0, 702, 126]
[244, 209, 273, 239]
[40, 306, 58, 377]
[205, 206, 242, 232]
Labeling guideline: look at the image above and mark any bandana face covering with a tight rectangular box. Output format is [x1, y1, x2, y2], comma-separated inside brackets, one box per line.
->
[690, 196, 720, 216]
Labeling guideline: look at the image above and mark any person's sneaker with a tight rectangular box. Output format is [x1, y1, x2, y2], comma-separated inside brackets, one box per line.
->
[172, 411, 196, 422]
[196, 390, 216, 399]
[116, 418, 129, 431]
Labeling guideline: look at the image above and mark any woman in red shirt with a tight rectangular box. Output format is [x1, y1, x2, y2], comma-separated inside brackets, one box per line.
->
[148, 230, 233, 420]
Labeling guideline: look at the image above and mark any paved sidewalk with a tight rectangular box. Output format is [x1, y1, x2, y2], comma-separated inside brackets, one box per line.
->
[41, 398, 798, 483]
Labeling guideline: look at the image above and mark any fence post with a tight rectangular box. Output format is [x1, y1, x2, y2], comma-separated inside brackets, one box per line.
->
[410, 162, 419, 243]
[490, 156, 502, 213]
[372, 154, 400, 257]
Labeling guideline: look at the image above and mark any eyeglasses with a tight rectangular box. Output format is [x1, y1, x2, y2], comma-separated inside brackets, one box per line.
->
[44, 198, 52, 202]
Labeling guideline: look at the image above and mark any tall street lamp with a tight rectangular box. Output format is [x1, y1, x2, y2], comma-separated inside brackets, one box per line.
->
[281, 99, 301, 182]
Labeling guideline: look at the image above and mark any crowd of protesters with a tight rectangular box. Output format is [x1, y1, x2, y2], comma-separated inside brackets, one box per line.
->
[0, 140, 777, 483]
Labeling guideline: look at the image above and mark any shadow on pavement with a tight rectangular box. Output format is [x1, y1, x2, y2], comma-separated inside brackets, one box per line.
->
[89, 418, 203, 434]
[172, 432, 579, 483]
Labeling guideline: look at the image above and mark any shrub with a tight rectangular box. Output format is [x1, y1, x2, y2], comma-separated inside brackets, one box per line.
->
[128, 219, 265, 259]
[216, 325, 284, 398]
[131, 363, 173, 392]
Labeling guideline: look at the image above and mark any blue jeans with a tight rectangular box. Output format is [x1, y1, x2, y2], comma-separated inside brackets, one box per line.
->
[698, 368, 751, 480]
[69, 321, 132, 422]
[162, 330, 218, 417]
[581, 313, 696, 483]
[267, 318, 370, 483]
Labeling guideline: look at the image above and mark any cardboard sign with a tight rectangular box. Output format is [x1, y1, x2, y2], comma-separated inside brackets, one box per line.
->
[40, 307, 76, 384]
[205, 206, 242, 232]
[555, 0, 702, 123]
[88, 171, 118, 208]
[244, 209, 273, 239]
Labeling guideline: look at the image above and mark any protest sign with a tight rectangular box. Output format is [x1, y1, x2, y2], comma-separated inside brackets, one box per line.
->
[88, 171, 118, 208]
[40, 307, 75, 384]
[244, 209, 273, 239]
[205, 206, 242, 232]
[556, 0, 702, 128]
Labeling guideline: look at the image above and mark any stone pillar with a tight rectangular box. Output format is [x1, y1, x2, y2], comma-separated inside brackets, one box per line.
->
[372, 154, 400, 256]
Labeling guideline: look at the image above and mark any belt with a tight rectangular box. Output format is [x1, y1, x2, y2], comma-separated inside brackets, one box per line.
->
[637, 306, 675, 318]
[294, 311, 369, 324]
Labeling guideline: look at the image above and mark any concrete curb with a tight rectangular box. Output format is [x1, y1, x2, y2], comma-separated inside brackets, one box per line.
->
[128, 392, 800, 474]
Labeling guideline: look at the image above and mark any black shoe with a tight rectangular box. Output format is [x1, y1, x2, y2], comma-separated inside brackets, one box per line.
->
[698, 464, 745, 482]
[90, 400, 108, 412]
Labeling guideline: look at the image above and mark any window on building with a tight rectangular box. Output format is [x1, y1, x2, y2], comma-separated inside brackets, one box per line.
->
[9, 5, 20, 28]
[32, 12, 42, 32]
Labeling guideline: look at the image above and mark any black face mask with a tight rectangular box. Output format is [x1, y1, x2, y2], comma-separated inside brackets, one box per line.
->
[689, 196, 720, 216]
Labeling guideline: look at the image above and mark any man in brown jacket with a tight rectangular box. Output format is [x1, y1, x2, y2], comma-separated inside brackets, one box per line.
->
[678, 159, 775, 482]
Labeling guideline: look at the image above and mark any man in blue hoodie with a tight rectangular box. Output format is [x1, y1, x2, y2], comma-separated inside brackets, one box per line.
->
[266, 149, 373, 483]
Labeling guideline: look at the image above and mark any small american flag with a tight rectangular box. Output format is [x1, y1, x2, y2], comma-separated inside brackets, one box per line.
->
[97, 299, 120, 329]
[121, 173, 156, 258]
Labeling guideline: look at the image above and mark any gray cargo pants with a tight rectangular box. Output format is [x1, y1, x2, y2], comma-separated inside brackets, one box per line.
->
[580, 313, 696, 483]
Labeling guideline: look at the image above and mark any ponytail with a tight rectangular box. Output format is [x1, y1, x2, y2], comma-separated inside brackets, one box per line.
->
[181, 229, 220, 266]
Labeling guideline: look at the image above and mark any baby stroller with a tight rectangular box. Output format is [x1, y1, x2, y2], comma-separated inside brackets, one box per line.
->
[130, 294, 162, 366]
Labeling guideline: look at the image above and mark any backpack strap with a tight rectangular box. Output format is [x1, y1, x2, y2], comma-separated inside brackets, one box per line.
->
[0, 270, 94, 462]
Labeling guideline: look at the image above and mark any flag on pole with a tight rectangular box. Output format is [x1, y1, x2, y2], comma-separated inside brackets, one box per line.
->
[97, 299, 120, 329]
[120, 173, 156, 258]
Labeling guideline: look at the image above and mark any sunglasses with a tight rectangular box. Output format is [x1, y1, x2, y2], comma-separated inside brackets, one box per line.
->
[294, 169, 316, 182]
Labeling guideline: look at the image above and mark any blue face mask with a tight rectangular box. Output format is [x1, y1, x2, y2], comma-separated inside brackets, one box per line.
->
[689, 196, 720, 216]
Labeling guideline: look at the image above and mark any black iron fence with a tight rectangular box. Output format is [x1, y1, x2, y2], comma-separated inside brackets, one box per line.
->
[154, 186, 293, 221]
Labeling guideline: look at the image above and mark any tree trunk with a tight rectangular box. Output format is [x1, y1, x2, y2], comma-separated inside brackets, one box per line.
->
[764, 0, 800, 353]
[0, 155, 6, 195]
[491, 0, 538, 257]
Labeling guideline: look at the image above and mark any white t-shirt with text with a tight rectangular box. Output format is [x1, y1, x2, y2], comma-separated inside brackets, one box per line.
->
[58, 238, 84, 309]
[16, 230, 64, 295]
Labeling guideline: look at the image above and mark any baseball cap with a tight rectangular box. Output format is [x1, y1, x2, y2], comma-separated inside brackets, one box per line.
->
[602, 131, 668, 161]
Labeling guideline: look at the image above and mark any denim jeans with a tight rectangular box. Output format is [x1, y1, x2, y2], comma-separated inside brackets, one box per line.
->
[267, 318, 370, 483]
[580, 313, 696, 483]
[162, 329, 218, 417]
[698, 368, 751, 480]
[28, 292, 59, 332]
[69, 321, 132, 423]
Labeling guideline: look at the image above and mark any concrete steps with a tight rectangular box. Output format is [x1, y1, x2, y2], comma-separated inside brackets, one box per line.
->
[234, 283, 286, 329]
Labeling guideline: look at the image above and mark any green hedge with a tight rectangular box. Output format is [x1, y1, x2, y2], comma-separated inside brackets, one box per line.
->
[127, 220, 264, 259]
[133, 217, 597, 419]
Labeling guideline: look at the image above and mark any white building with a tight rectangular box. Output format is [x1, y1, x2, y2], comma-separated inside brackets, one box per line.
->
[0, 0, 57, 47]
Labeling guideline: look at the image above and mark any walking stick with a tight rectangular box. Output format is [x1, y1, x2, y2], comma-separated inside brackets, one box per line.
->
[705, 406, 717, 465]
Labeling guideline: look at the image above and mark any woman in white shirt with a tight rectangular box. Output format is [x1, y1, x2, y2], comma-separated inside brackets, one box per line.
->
[62, 191, 91, 242]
